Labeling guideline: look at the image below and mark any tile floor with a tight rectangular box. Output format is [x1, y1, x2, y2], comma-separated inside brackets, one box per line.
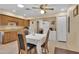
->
[0, 40, 79, 54]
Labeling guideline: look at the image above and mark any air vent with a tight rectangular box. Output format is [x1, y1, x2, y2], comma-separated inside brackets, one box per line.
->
[25, 8, 31, 10]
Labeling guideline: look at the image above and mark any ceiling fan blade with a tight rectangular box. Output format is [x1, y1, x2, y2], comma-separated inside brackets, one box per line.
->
[25, 8, 31, 10]
[45, 8, 54, 10]
[32, 7, 40, 9]
[32, 4, 54, 11]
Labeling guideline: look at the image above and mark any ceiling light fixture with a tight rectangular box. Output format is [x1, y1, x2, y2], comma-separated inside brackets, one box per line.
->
[60, 8, 65, 11]
[17, 4, 24, 8]
[40, 10, 45, 14]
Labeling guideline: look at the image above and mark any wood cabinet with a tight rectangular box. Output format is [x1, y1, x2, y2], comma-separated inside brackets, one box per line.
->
[23, 20, 30, 27]
[0, 15, 8, 25]
[0, 15, 2, 25]
[0, 14, 30, 44]
[0, 14, 30, 26]
[18, 19, 24, 26]
[2, 32, 18, 44]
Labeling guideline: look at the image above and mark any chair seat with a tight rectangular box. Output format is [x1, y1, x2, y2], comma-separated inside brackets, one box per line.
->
[27, 43, 36, 50]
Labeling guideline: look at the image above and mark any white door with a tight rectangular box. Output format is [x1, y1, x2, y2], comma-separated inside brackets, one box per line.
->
[56, 16, 67, 41]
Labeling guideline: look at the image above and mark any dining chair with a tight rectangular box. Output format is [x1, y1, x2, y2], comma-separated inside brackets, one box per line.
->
[41, 29, 50, 54]
[17, 30, 36, 54]
[38, 28, 43, 34]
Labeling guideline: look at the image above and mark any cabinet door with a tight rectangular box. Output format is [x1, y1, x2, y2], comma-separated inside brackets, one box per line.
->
[2, 32, 10, 44]
[1, 15, 8, 25]
[18, 20, 24, 26]
[10, 32, 18, 41]
[24, 20, 30, 26]
[2, 32, 18, 44]
[0, 15, 2, 25]
[7, 17, 18, 26]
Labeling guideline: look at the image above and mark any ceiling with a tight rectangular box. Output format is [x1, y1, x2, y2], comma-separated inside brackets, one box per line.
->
[0, 4, 74, 18]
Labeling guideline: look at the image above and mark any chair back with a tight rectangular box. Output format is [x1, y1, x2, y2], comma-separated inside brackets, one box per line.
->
[44, 29, 50, 45]
[17, 31, 27, 54]
[46, 30, 50, 42]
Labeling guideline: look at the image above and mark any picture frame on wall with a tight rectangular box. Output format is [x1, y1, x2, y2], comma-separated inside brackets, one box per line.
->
[78, 5, 79, 14]
[73, 5, 78, 17]
[68, 16, 70, 33]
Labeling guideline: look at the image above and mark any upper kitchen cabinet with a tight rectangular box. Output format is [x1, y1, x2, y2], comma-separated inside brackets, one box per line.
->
[0, 14, 30, 26]
[23, 20, 30, 27]
[0, 14, 8, 25]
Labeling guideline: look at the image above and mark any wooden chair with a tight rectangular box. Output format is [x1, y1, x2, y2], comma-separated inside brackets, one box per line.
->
[17, 31, 36, 54]
[38, 28, 43, 34]
[41, 30, 50, 54]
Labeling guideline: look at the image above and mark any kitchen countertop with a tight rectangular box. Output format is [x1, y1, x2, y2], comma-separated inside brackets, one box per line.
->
[0, 26, 23, 32]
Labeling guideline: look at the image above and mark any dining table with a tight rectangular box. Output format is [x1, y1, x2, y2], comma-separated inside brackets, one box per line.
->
[26, 33, 46, 54]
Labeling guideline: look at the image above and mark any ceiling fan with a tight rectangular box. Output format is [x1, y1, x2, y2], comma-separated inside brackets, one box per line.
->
[26, 4, 54, 14]
[32, 4, 54, 14]
[25, 4, 54, 14]
[32, 4, 54, 10]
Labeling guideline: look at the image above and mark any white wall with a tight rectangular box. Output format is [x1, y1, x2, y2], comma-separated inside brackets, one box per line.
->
[39, 20, 50, 33]
[29, 20, 37, 33]
[29, 17, 56, 34]
[67, 5, 79, 47]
